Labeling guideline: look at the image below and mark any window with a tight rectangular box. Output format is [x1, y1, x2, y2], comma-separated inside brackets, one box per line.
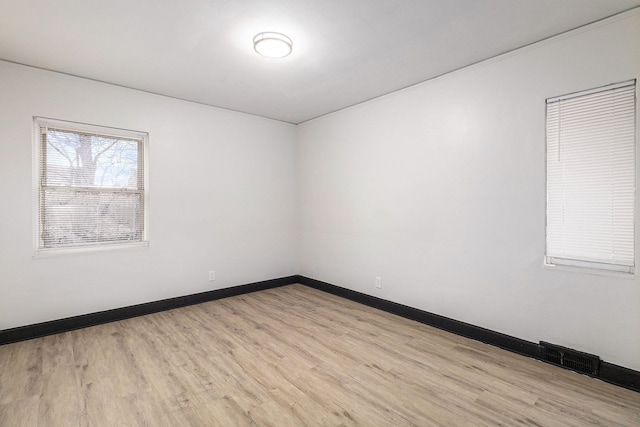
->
[34, 118, 148, 254]
[546, 80, 636, 274]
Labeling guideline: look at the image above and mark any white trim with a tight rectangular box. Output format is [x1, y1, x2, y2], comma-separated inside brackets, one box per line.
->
[546, 79, 635, 103]
[545, 256, 634, 273]
[142, 132, 150, 243]
[543, 260, 635, 279]
[33, 117, 149, 256]
[35, 117, 146, 141]
[33, 241, 150, 259]
[32, 118, 41, 255]
[545, 81, 636, 274]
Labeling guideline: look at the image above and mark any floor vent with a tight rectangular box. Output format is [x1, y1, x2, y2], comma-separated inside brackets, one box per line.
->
[540, 341, 600, 376]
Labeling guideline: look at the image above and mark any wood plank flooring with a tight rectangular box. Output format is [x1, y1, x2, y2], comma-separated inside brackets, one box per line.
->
[0, 284, 639, 426]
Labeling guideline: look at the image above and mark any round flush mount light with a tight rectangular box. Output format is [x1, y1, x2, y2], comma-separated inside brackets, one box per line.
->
[253, 32, 292, 58]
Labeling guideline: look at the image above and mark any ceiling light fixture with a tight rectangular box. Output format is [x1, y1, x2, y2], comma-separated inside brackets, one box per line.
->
[253, 32, 292, 58]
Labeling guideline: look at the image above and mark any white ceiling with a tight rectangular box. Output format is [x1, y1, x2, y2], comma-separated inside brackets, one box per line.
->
[1, 0, 639, 124]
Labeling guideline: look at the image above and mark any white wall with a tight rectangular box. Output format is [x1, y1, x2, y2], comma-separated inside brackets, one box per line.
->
[1, 9, 639, 374]
[0, 61, 298, 330]
[298, 11, 640, 370]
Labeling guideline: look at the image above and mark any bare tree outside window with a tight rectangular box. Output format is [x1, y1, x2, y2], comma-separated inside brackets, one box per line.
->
[35, 119, 148, 251]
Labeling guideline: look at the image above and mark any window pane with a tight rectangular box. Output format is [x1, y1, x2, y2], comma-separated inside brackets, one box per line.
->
[546, 81, 635, 272]
[46, 129, 140, 189]
[35, 117, 148, 252]
[42, 189, 143, 248]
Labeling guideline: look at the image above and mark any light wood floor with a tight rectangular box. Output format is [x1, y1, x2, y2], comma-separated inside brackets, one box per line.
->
[1, 284, 639, 426]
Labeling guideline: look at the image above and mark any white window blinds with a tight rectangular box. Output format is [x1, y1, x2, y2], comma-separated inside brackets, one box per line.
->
[546, 80, 636, 273]
[34, 118, 148, 253]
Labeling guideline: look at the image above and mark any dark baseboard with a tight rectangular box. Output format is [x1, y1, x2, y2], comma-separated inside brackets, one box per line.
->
[0, 275, 300, 346]
[599, 362, 640, 392]
[2, 273, 638, 393]
[298, 275, 640, 393]
[298, 276, 540, 358]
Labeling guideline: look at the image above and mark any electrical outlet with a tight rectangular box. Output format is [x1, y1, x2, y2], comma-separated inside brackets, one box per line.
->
[375, 276, 382, 289]
[208, 271, 216, 281]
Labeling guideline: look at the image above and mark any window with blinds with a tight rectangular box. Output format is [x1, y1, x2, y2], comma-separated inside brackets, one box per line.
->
[546, 80, 636, 274]
[34, 118, 148, 254]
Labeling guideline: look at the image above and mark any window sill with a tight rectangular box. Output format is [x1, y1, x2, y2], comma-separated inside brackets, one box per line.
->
[33, 241, 149, 259]
[543, 261, 635, 279]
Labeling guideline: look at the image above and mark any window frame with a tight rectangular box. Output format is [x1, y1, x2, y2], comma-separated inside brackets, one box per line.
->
[33, 117, 149, 257]
[544, 80, 636, 276]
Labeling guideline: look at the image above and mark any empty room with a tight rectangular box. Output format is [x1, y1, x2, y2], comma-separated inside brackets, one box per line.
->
[1, 0, 640, 425]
